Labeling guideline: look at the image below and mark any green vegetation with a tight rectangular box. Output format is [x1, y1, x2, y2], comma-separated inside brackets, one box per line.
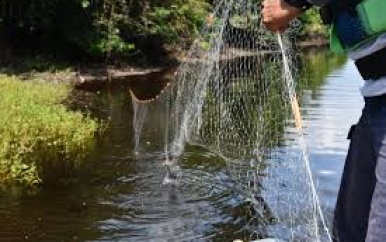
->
[0, 76, 98, 187]
[0, 0, 210, 61]
[0, 0, 326, 63]
[299, 8, 328, 38]
[0, 0, 329, 188]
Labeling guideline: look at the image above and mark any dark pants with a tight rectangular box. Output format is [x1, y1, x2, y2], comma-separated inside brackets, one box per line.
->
[333, 95, 386, 242]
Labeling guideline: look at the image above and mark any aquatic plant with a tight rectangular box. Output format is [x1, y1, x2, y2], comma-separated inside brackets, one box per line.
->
[0, 75, 98, 186]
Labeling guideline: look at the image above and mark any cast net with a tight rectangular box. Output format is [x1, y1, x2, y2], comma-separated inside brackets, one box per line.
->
[131, 0, 332, 241]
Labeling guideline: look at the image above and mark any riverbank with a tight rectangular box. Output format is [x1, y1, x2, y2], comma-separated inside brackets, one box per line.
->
[0, 36, 329, 93]
[0, 75, 99, 188]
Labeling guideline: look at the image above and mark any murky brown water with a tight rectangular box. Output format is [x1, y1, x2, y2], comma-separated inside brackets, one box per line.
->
[0, 50, 364, 242]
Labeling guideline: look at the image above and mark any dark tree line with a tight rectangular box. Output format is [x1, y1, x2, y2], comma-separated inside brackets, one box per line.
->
[0, 0, 210, 61]
[0, 0, 324, 62]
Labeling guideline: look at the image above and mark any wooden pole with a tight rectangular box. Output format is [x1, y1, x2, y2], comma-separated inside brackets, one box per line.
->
[291, 93, 302, 130]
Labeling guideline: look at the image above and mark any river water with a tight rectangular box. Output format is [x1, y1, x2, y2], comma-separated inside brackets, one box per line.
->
[0, 50, 365, 241]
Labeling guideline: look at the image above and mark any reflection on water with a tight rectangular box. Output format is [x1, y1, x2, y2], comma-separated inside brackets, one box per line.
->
[0, 50, 365, 241]
[301, 56, 363, 212]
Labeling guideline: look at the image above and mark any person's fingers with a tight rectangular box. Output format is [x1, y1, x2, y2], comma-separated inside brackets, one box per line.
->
[264, 22, 277, 31]
[278, 26, 287, 33]
[262, 7, 270, 22]
[262, 14, 277, 31]
[271, 25, 281, 32]
[264, 21, 285, 32]
[279, 24, 289, 32]
[263, 18, 272, 30]
[261, 0, 289, 32]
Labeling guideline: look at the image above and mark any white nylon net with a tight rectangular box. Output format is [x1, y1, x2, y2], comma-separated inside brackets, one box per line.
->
[131, 0, 332, 241]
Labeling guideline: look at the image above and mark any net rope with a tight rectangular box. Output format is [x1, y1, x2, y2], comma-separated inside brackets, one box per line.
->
[131, 0, 333, 241]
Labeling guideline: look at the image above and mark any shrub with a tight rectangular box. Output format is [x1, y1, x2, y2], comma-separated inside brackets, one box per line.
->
[299, 8, 328, 38]
[0, 76, 98, 186]
[143, 0, 211, 41]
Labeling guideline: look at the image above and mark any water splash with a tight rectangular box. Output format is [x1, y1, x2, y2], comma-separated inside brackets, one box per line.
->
[131, 96, 148, 155]
[131, 0, 332, 240]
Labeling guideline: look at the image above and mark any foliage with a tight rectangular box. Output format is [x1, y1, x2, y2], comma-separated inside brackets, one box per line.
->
[0, 0, 210, 60]
[0, 0, 327, 60]
[142, 0, 210, 40]
[0, 76, 98, 186]
[299, 8, 328, 38]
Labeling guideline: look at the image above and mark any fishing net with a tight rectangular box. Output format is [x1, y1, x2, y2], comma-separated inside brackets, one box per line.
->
[131, 0, 332, 241]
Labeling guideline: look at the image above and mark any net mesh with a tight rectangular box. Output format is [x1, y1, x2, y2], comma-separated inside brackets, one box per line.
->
[131, 0, 332, 241]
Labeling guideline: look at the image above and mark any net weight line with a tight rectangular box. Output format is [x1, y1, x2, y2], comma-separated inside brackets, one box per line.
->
[277, 33, 332, 242]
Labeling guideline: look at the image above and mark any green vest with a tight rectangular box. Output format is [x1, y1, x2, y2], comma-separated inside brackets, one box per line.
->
[329, 0, 386, 53]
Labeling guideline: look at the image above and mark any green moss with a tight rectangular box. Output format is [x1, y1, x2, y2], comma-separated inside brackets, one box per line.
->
[0, 76, 98, 186]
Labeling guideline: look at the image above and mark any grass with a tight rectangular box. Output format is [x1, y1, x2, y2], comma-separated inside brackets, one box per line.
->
[0, 75, 98, 187]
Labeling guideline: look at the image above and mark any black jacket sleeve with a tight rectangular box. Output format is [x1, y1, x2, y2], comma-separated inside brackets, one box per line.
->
[284, 0, 332, 9]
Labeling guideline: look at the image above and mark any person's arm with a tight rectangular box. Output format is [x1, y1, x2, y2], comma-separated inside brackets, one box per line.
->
[262, 0, 332, 32]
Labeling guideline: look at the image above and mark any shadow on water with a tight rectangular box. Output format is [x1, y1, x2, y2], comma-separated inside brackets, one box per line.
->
[0, 49, 353, 242]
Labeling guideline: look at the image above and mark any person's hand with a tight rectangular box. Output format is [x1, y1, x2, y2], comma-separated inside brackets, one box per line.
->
[262, 0, 303, 32]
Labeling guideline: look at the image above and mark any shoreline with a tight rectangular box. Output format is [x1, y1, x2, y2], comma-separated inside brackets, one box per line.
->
[75, 38, 329, 90]
[1, 38, 329, 91]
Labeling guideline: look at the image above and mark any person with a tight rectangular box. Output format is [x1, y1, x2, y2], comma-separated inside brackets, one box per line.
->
[262, 0, 386, 241]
